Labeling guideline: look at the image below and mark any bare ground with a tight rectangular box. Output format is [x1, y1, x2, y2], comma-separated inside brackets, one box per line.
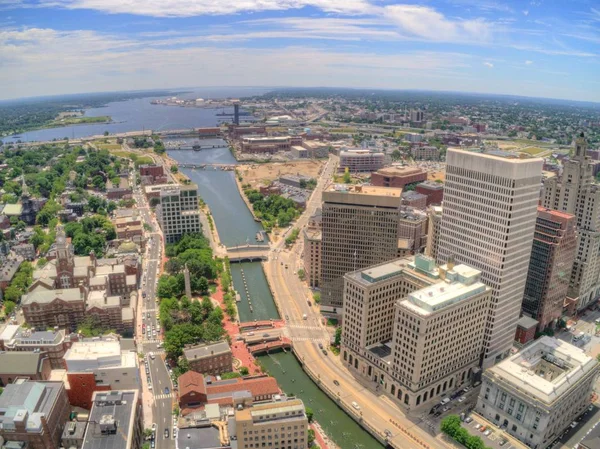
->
[237, 160, 326, 187]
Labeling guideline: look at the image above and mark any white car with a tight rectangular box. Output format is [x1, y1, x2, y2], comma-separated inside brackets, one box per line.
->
[458, 396, 466, 403]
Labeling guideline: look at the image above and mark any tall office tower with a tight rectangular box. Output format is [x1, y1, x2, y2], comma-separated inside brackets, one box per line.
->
[320, 185, 403, 316]
[410, 109, 424, 123]
[541, 134, 600, 311]
[425, 205, 443, 261]
[156, 184, 202, 243]
[303, 210, 322, 288]
[522, 207, 577, 331]
[437, 149, 543, 368]
[233, 100, 240, 125]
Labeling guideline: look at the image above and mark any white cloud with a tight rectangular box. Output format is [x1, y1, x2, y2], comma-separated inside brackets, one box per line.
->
[383, 5, 492, 42]
[34, 0, 373, 17]
[483, 61, 494, 67]
[0, 27, 476, 100]
[525, 60, 533, 64]
[522, 10, 529, 16]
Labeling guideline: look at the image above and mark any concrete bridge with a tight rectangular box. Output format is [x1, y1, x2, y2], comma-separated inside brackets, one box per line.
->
[176, 163, 236, 171]
[226, 244, 270, 262]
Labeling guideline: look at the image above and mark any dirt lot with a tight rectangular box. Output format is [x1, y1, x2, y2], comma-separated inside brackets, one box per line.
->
[237, 160, 326, 187]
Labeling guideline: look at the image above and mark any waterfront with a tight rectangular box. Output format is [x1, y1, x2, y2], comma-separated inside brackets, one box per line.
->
[231, 262, 279, 322]
[169, 146, 382, 448]
[258, 351, 385, 449]
[3, 87, 269, 143]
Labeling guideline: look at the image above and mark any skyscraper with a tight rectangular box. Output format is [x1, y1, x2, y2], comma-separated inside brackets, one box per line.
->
[437, 149, 543, 368]
[541, 133, 600, 311]
[522, 207, 577, 331]
[156, 184, 202, 244]
[320, 185, 403, 315]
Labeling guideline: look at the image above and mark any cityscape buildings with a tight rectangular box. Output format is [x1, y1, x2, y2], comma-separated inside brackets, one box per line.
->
[183, 340, 233, 376]
[521, 207, 577, 331]
[303, 210, 322, 289]
[476, 337, 599, 449]
[541, 134, 600, 311]
[370, 166, 427, 188]
[437, 149, 543, 368]
[156, 183, 202, 243]
[425, 205, 443, 262]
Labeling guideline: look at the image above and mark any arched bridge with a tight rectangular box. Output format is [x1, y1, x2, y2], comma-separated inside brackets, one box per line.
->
[226, 244, 270, 262]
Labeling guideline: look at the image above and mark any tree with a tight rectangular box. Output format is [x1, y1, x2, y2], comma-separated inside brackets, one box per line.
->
[4, 301, 16, 315]
[305, 407, 314, 423]
[239, 366, 249, 376]
[334, 327, 342, 346]
[307, 429, 315, 447]
[198, 277, 209, 294]
[342, 167, 351, 184]
[440, 415, 461, 437]
[3, 286, 22, 303]
[297, 269, 305, 281]
[391, 149, 402, 161]
[170, 165, 178, 173]
[313, 292, 321, 304]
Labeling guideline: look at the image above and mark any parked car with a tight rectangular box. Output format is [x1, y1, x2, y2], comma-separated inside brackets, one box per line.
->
[484, 430, 491, 436]
[570, 422, 577, 429]
[479, 426, 486, 433]
[499, 440, 507, 446]
[164, 387, 170, 395]
[333, 380, 340, 386]
[458, 396, 466, 403]
[164, 429, 169, 439]
[465, 417, 473, 424]
[351, 402, 360, 410]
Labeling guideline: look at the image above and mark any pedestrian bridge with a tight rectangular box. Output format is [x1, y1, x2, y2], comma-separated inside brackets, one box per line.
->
[226, 244, 270, 262]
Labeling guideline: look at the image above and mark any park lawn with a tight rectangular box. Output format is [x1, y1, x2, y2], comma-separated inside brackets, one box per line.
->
[520, 147, 546, 155]
[96, 143, 122, 150]
[46, 115, 111, 127]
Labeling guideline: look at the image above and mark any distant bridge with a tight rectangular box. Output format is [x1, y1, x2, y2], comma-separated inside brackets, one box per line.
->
[226, 244, 270, 262]
[176, 163, 236, 171]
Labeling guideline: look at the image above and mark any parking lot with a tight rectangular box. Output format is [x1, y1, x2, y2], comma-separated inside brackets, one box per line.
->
[462, 415, 520, 449]
[418, 385, 481, 433]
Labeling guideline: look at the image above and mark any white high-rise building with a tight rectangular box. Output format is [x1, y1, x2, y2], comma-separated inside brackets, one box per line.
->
[541, 133, 600, 311]
[156, 183, 202, 244]
[438, 149, 543, 368]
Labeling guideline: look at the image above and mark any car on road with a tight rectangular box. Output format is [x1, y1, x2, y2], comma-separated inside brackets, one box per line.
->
[333, 380, 340, 386]
[318, 343, 323, 349]
[285, 315, 289, 320]
[152, 424, 156, 431]
[440, 398, 450, 405]
[150, 352, 155, 360]
[147, 376, 151, 383]
[148, 384, 153, 390]
[164, 429, 169, 439]
[303, 314, 307, 320]
[150, 439, 155, 449]
[351, 401, 360, 411]
[164, 387, 170, 395]
[262, 333, 270, 338]
[143, 292, 147, 298]
[570, 421, 578, 429]
[458, 396, 466, 403]
[442, 407, 449, 412]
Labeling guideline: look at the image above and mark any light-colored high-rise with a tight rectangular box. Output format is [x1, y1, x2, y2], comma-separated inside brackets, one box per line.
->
[156, 184, 202, 244]
[320, 184, 403, 315]
[438, 149, 543, 368]
[425, 205, 443, 261]
[342, 255, 490, 412]
[541, 134, 600, 311]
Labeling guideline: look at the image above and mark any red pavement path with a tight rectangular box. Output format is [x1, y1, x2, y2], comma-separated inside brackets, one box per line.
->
[212, 280, 261, 375]
[311, 424, 332, 449]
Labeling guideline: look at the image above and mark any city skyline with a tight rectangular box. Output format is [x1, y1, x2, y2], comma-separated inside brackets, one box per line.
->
[1, 0, 599, 101]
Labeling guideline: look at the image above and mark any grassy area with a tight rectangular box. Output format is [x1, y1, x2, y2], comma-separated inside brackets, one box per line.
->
[330, 127, 357, 133]
[110, 150, 154, 165]
[45, 115, 111, 128]
[96, 143, 122, 150]
[520, 146, 546, 155]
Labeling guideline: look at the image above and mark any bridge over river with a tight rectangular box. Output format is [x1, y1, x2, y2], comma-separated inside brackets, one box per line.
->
[226, 244, 270, 262]
[177, 163, 236, 171]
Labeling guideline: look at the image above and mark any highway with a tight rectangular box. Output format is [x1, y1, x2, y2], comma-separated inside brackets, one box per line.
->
[263, 155, 449, 449]
[132, 183, 176, 449]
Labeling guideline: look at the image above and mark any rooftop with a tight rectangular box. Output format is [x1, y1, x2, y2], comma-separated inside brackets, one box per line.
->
[82, 390, 139, 449]
[402, 265, 487, 315]
[348, 255, 440, 287]
[22, 288, 83, 306]
[375, 166, 426, 176]
[485, 337, 599, 405]
[0, 352, 47, 375]
[184, 340, 231, 361]
[176, 426, 225, 449]
[517, 315, 539, 329]
[325, 184, 402, 197]
[64, 341, 136, 371]
[0, 381, 63, 433]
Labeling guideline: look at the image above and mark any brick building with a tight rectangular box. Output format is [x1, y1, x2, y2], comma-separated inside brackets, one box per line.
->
[411, 145, 440, 160]
[370, 167, 427, 188]
[0, 352, 52, 386]
[241, 136, 291, 154]
[415, 181, 444, 206]
[183, 340, 233, 376]
[139, 164, 168, 186]
[178, 372, 280, 415]
[401, 191, 428, 210]
[303, 211, 322, 289]
[0, 380, 70, 449]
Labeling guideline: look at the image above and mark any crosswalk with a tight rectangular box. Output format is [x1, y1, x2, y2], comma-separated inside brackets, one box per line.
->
[153, 393, 175, 400]
[143, 339, 163, 345]
[288, 325, 324, 331]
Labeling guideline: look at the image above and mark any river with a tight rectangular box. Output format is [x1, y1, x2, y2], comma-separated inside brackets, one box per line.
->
[3, 87, 268, 143]
[168, 146, 383, 448]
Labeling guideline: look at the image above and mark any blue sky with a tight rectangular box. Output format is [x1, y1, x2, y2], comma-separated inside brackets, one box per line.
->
[0, 0, 599, 101]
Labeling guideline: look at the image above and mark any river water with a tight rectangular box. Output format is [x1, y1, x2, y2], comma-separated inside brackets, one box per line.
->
[168, 147, 383, 448]
[3, 87, 268, 143]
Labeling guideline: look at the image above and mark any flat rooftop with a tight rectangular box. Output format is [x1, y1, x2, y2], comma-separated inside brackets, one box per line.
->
[325, 184, 402, 197]
[184, 340, 231, 361]
[486, 336, 599, 405]
[347, 255, 440, 287]
[375, 166, 426, 176]
[82, 390, 138, 449]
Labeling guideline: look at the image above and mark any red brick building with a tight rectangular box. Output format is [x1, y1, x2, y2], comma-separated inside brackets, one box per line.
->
[415, 181, 444, 206]
[230, 126, 266, 139]
[514, 315, 538, 345]
[178, 372, 280, 415]
[66, 372, 111, 409]
[0, 352, 52, 387]
[139, 164, 168, 185]
[371, 167, 427, 188]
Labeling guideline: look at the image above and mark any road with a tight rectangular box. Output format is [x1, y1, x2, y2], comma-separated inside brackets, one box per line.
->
[132, 183, 176, 449]
[263, 155, 449, 449]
